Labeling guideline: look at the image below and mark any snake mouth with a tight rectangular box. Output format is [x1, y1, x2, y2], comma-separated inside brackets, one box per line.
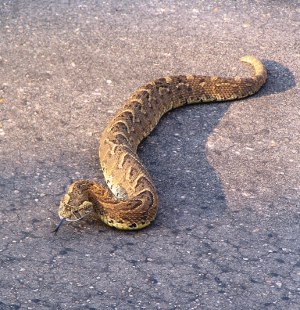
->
[59, 208, 94, 222]
[59, 214, 82, 222]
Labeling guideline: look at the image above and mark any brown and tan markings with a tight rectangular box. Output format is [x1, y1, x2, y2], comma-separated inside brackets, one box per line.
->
[56, 56, 267, 231]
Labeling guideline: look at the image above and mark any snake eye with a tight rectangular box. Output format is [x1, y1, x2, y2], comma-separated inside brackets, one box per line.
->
[73, 210, 81, 219]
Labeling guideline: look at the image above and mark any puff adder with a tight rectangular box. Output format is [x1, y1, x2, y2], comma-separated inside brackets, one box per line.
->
[56, 56, 267, 231]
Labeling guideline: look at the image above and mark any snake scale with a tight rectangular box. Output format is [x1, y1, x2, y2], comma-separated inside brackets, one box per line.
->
[56, 56, 267, 231]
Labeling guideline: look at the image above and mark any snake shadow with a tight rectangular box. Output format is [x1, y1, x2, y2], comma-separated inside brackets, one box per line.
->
[260, 59, 296, 95]
[138, 60, 295, 231]
[138, 101, 230, 231]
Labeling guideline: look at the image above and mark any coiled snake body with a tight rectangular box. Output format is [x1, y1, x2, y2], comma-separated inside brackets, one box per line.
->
[57, 56, 267, 230]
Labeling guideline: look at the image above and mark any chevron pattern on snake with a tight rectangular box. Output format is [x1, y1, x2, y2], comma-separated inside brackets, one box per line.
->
[57, 56, 267, 231]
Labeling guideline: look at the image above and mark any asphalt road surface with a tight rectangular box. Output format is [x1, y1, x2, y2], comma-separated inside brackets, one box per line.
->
[1, 1, 300, 309]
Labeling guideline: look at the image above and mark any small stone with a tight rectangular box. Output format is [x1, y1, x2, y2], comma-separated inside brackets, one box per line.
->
[276, 282, 282, 288]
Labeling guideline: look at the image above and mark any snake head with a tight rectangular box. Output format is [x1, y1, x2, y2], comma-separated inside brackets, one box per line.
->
[58, 181, 95, 222]
[58, 200, 94, 222]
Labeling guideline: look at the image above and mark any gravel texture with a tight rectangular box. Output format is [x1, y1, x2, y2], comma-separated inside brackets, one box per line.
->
[1, 1, 300, 309]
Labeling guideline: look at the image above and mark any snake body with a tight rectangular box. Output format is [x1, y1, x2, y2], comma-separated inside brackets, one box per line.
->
[58, 56, 267, 230]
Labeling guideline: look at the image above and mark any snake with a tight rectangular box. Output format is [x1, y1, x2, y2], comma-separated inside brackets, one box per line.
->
[55, 56, 267, 231]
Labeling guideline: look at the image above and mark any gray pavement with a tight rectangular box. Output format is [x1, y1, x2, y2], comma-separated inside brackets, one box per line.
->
[1, 1, 300, 309]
